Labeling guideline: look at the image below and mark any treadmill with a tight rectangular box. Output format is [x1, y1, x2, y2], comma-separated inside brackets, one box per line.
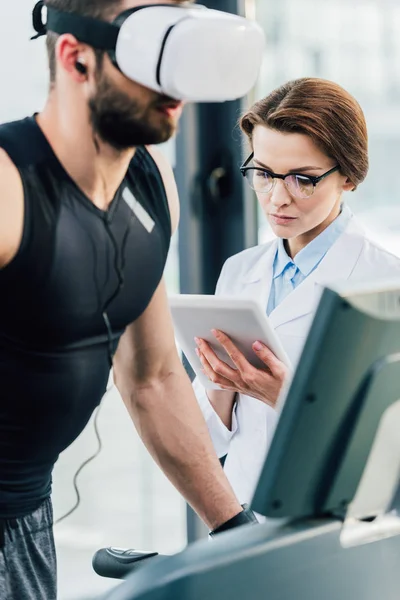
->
[94, 280, 400, 600]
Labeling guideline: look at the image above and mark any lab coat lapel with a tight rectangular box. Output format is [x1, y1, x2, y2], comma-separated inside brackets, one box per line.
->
[268, 216, 365, 329]
[268, 270, 321, 329]
[312, 216, 365, 287]
[239, 240, 278, 307]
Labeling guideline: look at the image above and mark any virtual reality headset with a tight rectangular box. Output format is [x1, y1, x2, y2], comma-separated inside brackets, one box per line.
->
[32, 1, 265, 103]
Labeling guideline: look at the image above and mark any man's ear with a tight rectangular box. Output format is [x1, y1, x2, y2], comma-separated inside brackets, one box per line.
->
[56, 34, 94, 82]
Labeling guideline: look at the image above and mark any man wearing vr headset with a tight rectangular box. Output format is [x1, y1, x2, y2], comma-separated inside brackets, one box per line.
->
[0, 0, 264, 597]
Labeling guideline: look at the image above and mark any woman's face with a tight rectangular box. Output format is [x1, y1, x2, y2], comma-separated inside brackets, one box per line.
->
[251, 126, 354, 247]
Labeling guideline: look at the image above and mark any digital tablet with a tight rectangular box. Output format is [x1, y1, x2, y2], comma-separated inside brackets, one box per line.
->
[169, 294, 291, 390]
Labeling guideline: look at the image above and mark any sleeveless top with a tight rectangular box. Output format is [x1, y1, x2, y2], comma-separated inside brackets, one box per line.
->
[0, 117, 171, 517]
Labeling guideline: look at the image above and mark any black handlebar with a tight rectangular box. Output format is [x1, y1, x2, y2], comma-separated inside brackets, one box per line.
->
[93, 547, 164, 580]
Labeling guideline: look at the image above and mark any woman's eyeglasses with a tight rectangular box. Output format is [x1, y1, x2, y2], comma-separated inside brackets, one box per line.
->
[240, 153, 340, 200]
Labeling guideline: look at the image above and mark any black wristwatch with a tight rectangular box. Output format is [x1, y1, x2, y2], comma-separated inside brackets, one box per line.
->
[209, 504, 258, 537]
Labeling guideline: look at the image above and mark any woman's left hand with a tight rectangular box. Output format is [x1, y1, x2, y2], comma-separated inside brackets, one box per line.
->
[195, 330, 289, 408]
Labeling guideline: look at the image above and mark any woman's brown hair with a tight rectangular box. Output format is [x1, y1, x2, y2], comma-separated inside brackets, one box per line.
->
[240, 78, 368, 190]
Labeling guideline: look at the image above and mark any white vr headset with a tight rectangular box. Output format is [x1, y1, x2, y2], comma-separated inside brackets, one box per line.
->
[32, 1, 265, 103]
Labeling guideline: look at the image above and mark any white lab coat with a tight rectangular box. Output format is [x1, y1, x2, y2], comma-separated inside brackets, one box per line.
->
[194, 211, 400, 509]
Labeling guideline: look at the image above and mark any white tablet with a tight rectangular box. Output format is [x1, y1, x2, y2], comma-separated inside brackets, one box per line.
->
[169, 294, 291, 390]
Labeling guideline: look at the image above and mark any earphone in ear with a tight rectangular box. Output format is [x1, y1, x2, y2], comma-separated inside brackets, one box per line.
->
[75, 60, 87, 75]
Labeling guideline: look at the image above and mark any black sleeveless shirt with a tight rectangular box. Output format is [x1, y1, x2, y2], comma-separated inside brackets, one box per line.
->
[0, 117, 171, 518]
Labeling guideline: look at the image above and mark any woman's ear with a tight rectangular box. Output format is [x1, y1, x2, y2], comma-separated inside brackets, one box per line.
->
[342, 177, 356, 192]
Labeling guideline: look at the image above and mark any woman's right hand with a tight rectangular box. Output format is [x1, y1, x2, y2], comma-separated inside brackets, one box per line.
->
[196, 333, 288, 408]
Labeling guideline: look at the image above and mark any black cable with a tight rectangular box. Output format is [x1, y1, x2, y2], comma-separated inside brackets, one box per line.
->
[54, 206, 134, 527]
[102, 215, 131, 367]
[54, 397, 104, 526]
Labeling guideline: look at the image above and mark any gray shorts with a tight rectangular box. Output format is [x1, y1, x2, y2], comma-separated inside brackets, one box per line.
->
[0, 498, 57, 600]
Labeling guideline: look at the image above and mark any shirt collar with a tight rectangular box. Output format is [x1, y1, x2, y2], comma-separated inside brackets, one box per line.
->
[274, 239, 292, 279]
[273, 203, 352, 279]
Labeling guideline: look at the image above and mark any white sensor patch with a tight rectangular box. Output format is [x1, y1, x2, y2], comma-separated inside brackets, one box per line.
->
[123, 187, 155, 234]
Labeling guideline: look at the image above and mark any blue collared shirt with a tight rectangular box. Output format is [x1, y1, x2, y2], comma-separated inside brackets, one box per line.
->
[267, 204, 352, 315]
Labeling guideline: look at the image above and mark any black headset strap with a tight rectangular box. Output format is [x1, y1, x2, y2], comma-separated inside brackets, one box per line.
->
[31, 2, 192, 48]
[31, 1, 119, 50]
[46, 7, 120, 50]
[32, 1, 198, 45]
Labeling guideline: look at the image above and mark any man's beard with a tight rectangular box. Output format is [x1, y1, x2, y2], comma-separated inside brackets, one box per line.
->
[89, 74, 176, 150]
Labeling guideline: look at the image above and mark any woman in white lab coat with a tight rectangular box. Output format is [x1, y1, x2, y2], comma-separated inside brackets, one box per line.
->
[194, 77, 400, 511]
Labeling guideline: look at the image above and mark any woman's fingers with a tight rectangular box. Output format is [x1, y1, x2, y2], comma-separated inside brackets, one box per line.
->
[252, 341, 289, 378]
[211, 330, 251, 372]
[196, 348, 236, 389]
[195, 335, 288, 405]
[195, 338, 237, 378]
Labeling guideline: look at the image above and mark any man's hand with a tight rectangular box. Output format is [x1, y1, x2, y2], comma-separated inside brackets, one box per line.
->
[196, 330, 289, 407]
[209, 504, 258, 537]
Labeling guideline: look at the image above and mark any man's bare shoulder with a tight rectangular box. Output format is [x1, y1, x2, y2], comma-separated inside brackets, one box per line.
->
[146, 145, 180, 235]
[0, 147, 21, 184]
[0, 147, 25, 269]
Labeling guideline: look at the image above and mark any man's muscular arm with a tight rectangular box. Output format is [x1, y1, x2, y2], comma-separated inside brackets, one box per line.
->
[0, 149, 25, 269]
[113, 279, 243, 530]
[113, 147, 243, 530]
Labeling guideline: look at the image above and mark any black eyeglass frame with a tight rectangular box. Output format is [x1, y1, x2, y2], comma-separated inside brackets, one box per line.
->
[240, 152, 341, 197]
